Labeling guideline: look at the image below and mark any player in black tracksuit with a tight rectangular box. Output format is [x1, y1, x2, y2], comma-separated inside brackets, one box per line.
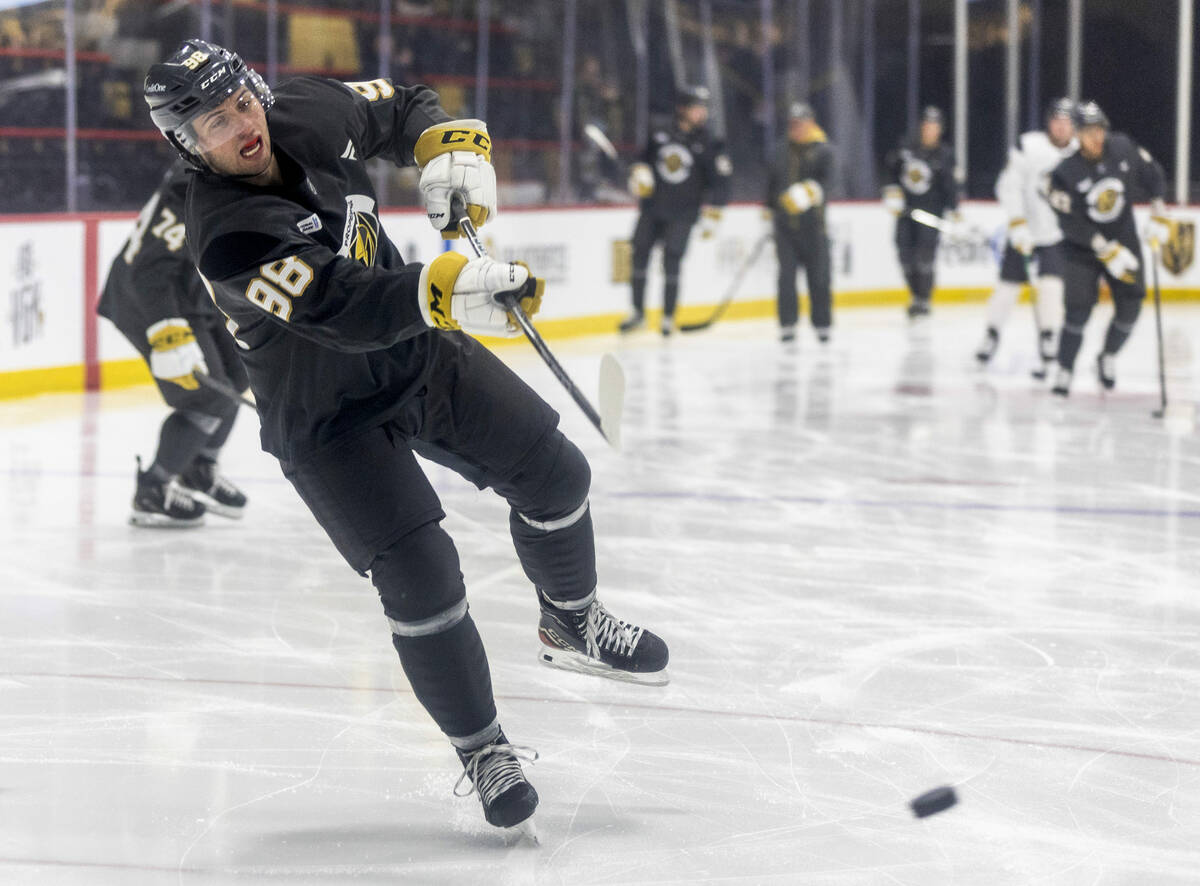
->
[620, 85, 732, 336]
[883, 106, 961, 317]
[1045, 101, 1168, 396]
[143, 39, 667, 831]
[96, 161, 249, 527]
[766, 102, 835, 344]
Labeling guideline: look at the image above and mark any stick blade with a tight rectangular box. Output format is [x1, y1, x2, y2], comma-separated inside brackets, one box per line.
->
[597, 353, 625, 450]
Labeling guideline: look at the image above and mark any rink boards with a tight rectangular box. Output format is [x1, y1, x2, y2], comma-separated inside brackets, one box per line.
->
[1, 201, 1197, 397]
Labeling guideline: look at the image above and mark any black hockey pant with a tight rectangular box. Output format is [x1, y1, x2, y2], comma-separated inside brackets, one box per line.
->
[895, 215, 941, 305]
[774, 218, 832, 330]
[630, 211, 697, 319]
[282, 334, 594, 747]
[1056, 245, 1146, 371]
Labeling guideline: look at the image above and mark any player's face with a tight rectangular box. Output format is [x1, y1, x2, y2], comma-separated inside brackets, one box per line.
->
[1078, 125, 1106, 160]
[788, 117, 813, 142]
[1047, 115, 1074, 148]
[680, 103, 708, 128]
[920, 120, 941, 147]
[191, 88, 272, 178]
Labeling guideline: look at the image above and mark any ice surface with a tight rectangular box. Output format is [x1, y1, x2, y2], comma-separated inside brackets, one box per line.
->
[2, 303, 1199, 884]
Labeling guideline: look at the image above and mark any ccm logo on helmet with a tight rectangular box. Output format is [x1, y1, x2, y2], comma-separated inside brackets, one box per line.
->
[199, 65, 228, 90]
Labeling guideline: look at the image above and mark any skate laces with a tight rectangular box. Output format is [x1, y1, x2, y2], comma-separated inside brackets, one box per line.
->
[583, 601, 642, 660]
[454, 742, 538, 804]
[163, 481, 197, 513]
[210, 473, 239, 497]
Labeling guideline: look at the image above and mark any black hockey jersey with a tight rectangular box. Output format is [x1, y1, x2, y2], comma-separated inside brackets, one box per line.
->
[766, 130, 834, 231]
[185, 75, 457, 462]
[97, 161, 217, 336]
[1047, 132, 1165, 253]
[884, 139, 960, 215]
[637, 123, 731, 216]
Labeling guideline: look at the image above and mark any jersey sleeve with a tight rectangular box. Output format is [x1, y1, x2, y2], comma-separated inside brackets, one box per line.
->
[810, 143, 834, 191]
[330, 77, 451, 167]
[939, 148, 962, 211]
[194, 200, 429, 353]
[994, 144, 1026, 220]
[704, 140, 732, 207]
[883, 148, 901, 186]
[1131, 139, 1167, 202]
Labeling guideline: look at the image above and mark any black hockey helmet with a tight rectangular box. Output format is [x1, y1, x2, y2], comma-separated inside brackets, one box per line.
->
[144, 38, 273, 169]
[1045, 97, 1074, 120]
[921, 105, 944, 125]
[676, 84, 711, 108]
[1072, 100, 1109, 130]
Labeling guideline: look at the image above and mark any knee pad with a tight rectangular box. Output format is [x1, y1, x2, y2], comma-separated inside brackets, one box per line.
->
[508, 432, 591, 526]
[370, 520, 466, 626]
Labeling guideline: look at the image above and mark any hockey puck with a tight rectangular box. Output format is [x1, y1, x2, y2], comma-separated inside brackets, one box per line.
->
[909, 785, 957, 819]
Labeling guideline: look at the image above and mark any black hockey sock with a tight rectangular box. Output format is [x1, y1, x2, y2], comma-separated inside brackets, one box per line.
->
[153, 410, 217, 477]
[202, 409, 238, 453]
[391, 613, 497, 739]
[1102, 320, 1132, 356]
[916, 268, 935, 303]
[630, 272, 647, 313]
[1058, 325, 1084, 370]
[663, 275, 680, 319]
[510, 505, 597, 604]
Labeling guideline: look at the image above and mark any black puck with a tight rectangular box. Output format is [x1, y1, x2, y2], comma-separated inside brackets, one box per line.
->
[910, 785, 957, 818]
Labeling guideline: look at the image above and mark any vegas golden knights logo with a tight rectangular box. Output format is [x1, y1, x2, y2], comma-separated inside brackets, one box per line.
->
[611, 239, 632, 284]
[339, 194, 379, 267]
[1162, 220, 1195, 276]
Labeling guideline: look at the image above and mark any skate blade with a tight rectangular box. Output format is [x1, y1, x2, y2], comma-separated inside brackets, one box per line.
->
[129, 511, 205, 528]
[538, 647, 669, 686]
[507, 816, 540, 845]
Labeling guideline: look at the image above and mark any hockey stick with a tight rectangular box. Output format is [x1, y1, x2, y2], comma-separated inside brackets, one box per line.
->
[450, 198, 624, 449]
[1149, 244, 1168, 419]
[679, 233, 772, 333]
[195, 371, 256, 410]
[583, 123, 619, 162]
[908, 207, 952, 233]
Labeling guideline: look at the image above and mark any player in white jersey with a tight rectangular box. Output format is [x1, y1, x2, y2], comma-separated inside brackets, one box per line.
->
[975, 99, 1077, 378]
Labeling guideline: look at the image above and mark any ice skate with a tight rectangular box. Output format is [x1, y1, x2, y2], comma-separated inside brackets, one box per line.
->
[1031, 330, 1055, 380]
[179, 455, 247, 519]
[975, 327, 999, 364]
[906, 298, 931, 320]
[537, 589, 669, 685]
[618, 309, 645, 334]
[1096, 352, 1116, 390]
[454, 730, 539, 831]
[815, 326, 831, 344]
[660, 315, 675, 337]
[130, 457, 205, 528]
[780, 324, 797, 344]
[1051, 366, 1072, 397]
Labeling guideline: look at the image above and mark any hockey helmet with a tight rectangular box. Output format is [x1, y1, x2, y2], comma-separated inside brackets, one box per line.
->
[676, 84, 711, 108]
[1045, 97, 1074, 120]
[921, 105, 944, 125]
[1072, 100, 1109, 130]
[788, 101, 815, 121]
[145, 38, 274, 169]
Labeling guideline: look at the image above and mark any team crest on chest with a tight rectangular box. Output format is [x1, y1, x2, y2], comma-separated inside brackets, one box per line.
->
[1084, 177, 1126, 224]
[339, 194, 379, 267]
[656, 143, 694, 184]
[901, 154, 933, 195]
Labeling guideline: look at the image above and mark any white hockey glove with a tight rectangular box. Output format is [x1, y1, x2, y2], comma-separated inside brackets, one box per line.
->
[627, 162, 654, 199]
[698, 206, 722, 240]
[1007, 218, 1034, 255]
[1094, 237, 1139, 284]
[414, 119, 497, 239]
[419, 252, 545, 338]
[882, 184, 905, 216]
[779, 179, 824, 215]
[146, 318, 208, 390]
[1146, 200, 1176, 254]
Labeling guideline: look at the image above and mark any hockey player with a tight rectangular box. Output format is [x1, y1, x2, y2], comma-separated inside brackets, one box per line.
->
[883, 106, 962, 318]
[144, 39, 668, 832]
[1044, 101, 1170, 396]
[766, 102, 834, 344]
[96, 160, 250, 527]
[620, 85, 732, 336]
[975, 99, 1077, 377]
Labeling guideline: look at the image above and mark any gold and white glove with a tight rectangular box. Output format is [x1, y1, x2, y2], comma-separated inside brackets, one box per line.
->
[627, 162, 654, 199]
[1147, 200, 1175, 253]
[414, 119, 497, 238]
[1093, 236, 1139, 284]
[698, 206, 723, 240]
[1007, 218, 1034, 255]
[146, 318, 207, 390]
[779, 179, 824, 215]
[419, 252, 545, 338]
[882, 184, 905, 216]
